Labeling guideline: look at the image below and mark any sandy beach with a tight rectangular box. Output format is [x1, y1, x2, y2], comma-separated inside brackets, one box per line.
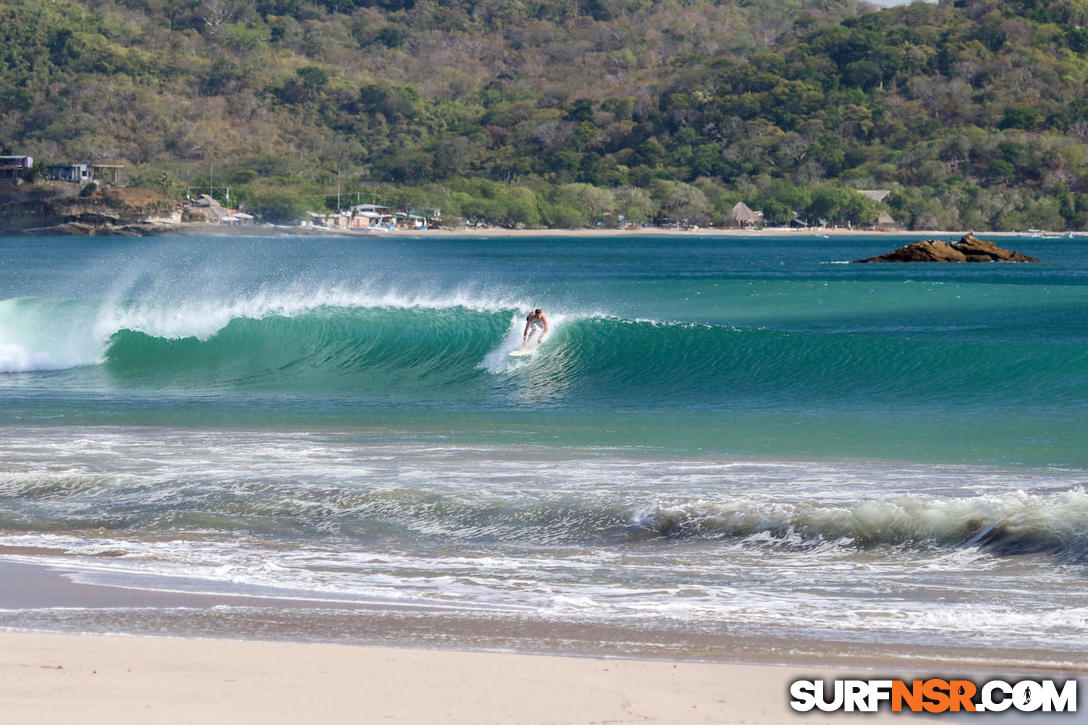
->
[402, 226, 973, 238]
[0, 630, 978, 725]
[170, 220, 1064, 240]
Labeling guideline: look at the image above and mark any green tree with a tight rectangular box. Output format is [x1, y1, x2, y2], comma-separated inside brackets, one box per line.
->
[247, 191, 311, 223]
[554, 183, 615, 225]
[761, 200, 794, 226]
[613, 186, 656, 225]
[807, 187, 877, 226]
[650, 180, 712, 225]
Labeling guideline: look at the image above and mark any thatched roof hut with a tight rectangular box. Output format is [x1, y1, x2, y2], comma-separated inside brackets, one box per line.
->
[874, 210, 900, 231]
[858, 189, 891, 203]
[729, 202, 761, 228]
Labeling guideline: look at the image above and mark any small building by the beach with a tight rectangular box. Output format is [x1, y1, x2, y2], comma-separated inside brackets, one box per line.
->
[395, 211, 435, 229]
[183, 194, 233, 223]
[350, 204, 395, 229]
[221, 212, 255, 226]
[729, 202, 762, 229]
[47, 162, 91, 183]
[307, 212, 351, 229]
[0, 155, 33, 183]
[871, 210, 900, 232]
[46, 162, 124, 185]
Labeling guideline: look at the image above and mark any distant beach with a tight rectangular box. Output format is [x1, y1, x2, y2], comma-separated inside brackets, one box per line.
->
[208, 224, 1050, 238]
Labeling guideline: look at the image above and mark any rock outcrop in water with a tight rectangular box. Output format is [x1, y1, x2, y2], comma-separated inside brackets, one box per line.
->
[853, 233, 1040, 263]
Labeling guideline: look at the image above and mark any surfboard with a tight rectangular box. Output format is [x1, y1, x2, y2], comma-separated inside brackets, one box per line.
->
[508, 347, 537, 357]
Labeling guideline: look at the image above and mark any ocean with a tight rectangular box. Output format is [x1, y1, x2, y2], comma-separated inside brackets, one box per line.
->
[0, 232, 1086, 667]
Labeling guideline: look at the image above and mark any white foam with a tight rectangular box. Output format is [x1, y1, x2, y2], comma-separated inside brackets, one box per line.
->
[0, 298, 105, 373]
[0, 343, 70, 373]
[95, 283, 529, 342]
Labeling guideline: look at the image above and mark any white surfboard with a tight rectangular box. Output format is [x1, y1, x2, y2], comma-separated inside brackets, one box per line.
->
[508, 347, 538, 357]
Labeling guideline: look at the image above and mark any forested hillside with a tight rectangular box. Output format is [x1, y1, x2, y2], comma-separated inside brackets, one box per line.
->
[4, 0, 1088, 229]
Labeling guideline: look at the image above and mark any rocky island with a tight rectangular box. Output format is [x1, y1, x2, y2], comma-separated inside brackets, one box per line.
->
[853, 233, 1040, 263]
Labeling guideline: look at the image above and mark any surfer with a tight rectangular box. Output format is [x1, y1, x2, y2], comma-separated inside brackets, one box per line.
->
[522, 308, 548, 346]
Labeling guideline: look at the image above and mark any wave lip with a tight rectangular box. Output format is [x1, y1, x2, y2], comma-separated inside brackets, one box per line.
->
[95, 286, 528, 343]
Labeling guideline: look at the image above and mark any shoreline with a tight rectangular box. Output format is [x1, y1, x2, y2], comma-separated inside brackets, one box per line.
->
[177, 224, 1075, 239]
[395, 226, 1072, 239]
[0, 556, 1083, 676]
[4, 221, 1077, 239]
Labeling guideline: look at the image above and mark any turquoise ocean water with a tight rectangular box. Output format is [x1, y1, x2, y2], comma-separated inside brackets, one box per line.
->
[1, 233, 1086, 661]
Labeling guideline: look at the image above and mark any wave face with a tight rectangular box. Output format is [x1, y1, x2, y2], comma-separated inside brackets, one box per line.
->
[0, 293, 1079, 407]
[2, 294, 1085, 412]
[105, 307, 511, 394]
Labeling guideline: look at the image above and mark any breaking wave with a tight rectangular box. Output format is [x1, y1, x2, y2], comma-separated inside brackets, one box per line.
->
[2, 459, 1086, 561]
[1, 293, 1085, 409]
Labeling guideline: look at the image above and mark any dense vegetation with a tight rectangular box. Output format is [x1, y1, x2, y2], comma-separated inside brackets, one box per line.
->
[5, 0, 1088, 229]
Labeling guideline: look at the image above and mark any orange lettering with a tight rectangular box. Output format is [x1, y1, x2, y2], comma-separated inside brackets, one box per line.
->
[949, 680, 977, 712]
[892, 680, 924, 712]
[922, 679, 951, 713]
